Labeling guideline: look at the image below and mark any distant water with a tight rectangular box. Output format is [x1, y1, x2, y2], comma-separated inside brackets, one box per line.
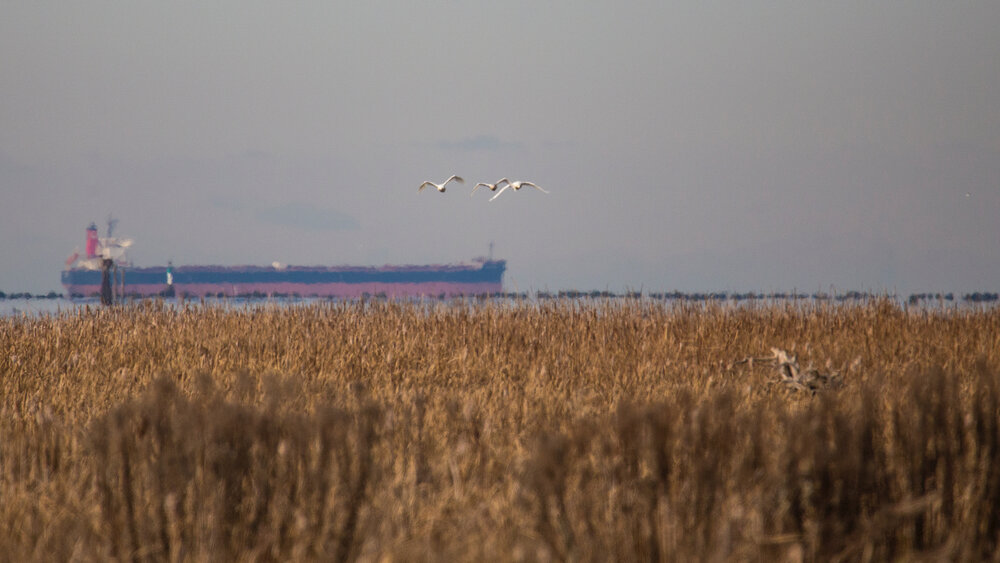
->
[1, 294, 994, 318]
[0, 297, 315, 317]
[0, 298, 79, 317]
[0, 296, 450, 317]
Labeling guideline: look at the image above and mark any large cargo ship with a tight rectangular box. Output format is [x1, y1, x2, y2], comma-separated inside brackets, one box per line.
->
[62, 223, 505, 299]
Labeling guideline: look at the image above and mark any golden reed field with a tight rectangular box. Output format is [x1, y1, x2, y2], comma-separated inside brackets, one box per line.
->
[2, 299, 999, 562]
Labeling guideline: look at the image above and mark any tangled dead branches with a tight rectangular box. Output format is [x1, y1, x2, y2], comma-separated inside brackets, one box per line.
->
[733, 348, 844, 393]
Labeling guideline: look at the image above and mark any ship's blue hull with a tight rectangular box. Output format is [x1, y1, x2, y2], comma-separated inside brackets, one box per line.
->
[62, 260, 506, 298]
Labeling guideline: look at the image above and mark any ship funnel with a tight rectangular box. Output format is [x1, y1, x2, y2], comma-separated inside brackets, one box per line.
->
[86, 223, 99, 258]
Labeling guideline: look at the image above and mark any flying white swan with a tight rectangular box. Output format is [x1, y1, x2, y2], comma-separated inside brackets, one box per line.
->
[489, 180, 549, 202]
[471, 178, 510, 195]
[418, 175, 465, 193]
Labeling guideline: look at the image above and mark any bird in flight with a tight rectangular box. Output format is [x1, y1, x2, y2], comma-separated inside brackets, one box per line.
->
[418, 175, 464, 193]
[471, 178, 510, 196]
[489, 180, 549, 202]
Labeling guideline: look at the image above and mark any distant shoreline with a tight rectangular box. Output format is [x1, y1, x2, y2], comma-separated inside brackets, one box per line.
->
[2, 289, 997, 303]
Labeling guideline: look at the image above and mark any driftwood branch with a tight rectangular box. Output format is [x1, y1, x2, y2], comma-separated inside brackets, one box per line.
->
[733, 348, 844, 393]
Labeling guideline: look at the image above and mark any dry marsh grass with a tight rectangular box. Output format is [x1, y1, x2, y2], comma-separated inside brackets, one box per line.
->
[2, 299, 999, 561]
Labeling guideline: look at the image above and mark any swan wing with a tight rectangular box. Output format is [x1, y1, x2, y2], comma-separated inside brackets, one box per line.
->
[489, 184, 511, 202]
[523, 182, 548, 193]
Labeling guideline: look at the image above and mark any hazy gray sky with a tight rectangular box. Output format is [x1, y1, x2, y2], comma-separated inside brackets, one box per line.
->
[2, 2, 998, 294]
